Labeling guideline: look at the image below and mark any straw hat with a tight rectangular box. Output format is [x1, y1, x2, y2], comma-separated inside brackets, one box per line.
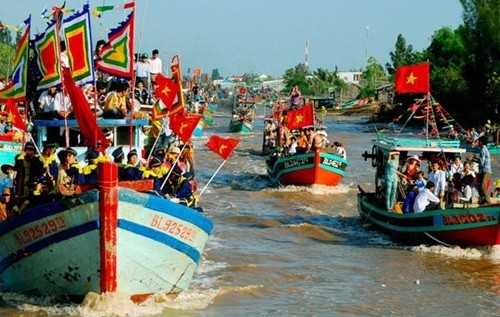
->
[407, 155, 421, 163]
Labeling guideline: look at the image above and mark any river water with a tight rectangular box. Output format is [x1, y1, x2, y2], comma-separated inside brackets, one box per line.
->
[1, 106, 499, 316]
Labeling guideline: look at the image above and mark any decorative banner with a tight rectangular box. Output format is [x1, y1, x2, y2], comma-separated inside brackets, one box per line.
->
[205, 135, 240, 160]
[63, 4, 94, 86]
[95, 5, 135, 79]
[154, 73, 179, 112]
[93, 2, 135, 18]
[169, 54, 185, 116]
[32, 20, 61, 89]
[0, 16, 30, 102]
[286, 103, 314, 130]
[395, 62, 430, 94]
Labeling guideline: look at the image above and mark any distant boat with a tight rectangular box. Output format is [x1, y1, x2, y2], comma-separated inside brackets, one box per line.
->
[228, 117, 253, 133]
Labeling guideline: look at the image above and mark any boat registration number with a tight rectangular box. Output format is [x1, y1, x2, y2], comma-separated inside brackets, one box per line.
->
[284, 158, 308, 169]
[322, 157, 343, 168]
[13, 215, 67, 246]
[442, 212, 496, 225]
[150, 214, 198, 242]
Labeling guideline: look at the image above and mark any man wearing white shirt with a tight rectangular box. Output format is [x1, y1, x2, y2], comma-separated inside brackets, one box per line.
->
[428, 160, 446, 208]
[149, 49, 162, 85]
[413, 181, 440, 213]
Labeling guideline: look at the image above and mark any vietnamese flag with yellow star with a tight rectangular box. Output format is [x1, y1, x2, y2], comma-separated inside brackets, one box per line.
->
[154, 74, 179, 111]
[205, 135, 240, 160]
[169, 112, 203, 143]
[4, 98, 27, 132]
[395, 62, 430, 94]
[286, 103, 314, 130]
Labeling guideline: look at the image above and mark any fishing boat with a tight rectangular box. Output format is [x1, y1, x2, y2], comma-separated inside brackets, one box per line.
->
[0, 162, 213, 302]
[228, 88, 254, 133]
[357, 94, 500, 246]
[266, 148, 348, 186]
[228, 117, 253, 133]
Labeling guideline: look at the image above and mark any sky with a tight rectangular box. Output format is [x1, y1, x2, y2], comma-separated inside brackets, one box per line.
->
[1, 0, 464, 78]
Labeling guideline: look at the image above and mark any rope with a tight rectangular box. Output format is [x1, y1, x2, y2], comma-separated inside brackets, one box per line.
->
[423, 232, 452, 247]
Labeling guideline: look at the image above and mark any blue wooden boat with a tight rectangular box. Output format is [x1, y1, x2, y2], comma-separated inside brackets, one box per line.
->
[0, 162, 213, 302]
[0, 139, 23, 166]
[228, 118, 253, 133]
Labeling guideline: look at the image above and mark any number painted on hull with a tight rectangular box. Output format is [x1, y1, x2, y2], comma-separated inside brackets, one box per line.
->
[13, 215, 67, 246]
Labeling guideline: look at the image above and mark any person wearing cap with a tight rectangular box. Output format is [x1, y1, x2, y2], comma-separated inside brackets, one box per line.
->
[14, 142, 45, 199]
[81, 149, 102, 184]
[402, 154, 421, 182]
[57, 147, 84, 196]
[144, 157, 168, 192]
[40, 142, 59, 181]
[135, 53, 150, 90]
[164, 147, 181, 170]
[164, 166, 198, 209]
[384, 151, 400, 211]
[1, 164, 16, 195]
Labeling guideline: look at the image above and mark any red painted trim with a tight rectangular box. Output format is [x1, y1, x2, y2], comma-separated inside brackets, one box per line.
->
[99, 162, 119, 293]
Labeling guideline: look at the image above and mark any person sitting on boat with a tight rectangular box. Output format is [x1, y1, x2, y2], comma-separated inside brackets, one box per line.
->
[413, 181, 441, 213]
[144, 157, 168, 194]
[402, 184, 419, 213]
[449, 155, 464, 177]
[428, 160, 446, 209]
[287, 136, 298, 155]
[39, 142, 58, 182]
[332, 141, 347, 159]
[134, 80, 153, 105]
[179, 144, 195, 175]
[14, 142, 45, 200]
[164, 166, 199, 211]
[36, 85, 58, 119]
[401, 155, 420, 182]
[384, 151, 400, 212]
[295, 129, 308, 154]
[0, 164, 16, 195]
[0, 188, 14, 221]
[81, 150, 102, 185]
[314, 130, 331, 150]
[53, 89, 74, 120]
[103, 81, 129, 119]
[413, 170, 427, 192]
[56, 148, 83, 196]
[457, 174, 475, 206]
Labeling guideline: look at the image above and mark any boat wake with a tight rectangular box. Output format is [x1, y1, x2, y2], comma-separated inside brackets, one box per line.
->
[411, 244, 500, 260]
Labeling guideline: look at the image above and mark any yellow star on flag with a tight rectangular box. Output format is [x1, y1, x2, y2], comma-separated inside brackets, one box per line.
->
[179, 122, 187, 134]
[295, 114, 303, 123]
[7, 111, 16, 123]
[406, 72, 417, 85]
[161, 85, 171, 96]
[218, 144, 227, 154]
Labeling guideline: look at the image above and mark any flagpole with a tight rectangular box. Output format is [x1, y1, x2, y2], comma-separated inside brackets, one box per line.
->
[146, 114, 169, 164]
[199, 160, 227, 197]
[160, 141, 188, 191]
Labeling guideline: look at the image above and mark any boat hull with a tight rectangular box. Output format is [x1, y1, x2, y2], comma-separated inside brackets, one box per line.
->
[0, 140, 23, 165]
[357, 191, 500, 246]
[0, 163, 213, 300]
[228, 119, 252, 133]
[266, 149, 348, 186]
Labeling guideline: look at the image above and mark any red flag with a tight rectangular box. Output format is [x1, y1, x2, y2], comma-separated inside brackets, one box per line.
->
[395, 62, 430, 94]
[154, 74, 179, 111]
[286, 103, 314, 130]
[4, 98, 27, 132]
[239, 87, 247, 95]
[62, 68, 110, 150]
[205, 135, 239, 160]
[169, 112, 203, 143]
[169, 54, 185, 116]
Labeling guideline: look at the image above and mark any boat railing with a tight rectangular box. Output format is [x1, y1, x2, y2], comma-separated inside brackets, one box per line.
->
[376, 134, 462, 149]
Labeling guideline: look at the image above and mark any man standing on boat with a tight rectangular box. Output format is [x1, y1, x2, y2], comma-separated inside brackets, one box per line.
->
[289, 84, 301, 109]
[384, 151, 400, 211]
[477, 136, 492, 204]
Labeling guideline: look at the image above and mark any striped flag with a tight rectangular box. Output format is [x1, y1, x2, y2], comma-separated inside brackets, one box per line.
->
[63, 4, 94, 86]
[0, 16, 30, 102]
[32, 20, 62, 89]
[95, 5, 135, 79]
[93, 2, 135, 18]
[169, 54, 185, 116]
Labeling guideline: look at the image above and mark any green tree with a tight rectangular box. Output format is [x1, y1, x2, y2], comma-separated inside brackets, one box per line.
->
[282, 63, 310, 96]
[0, 43, 16, 78]
[242, 73, 259, 86]
[0, 21, 13, 46]
[360, 56, 387, 98]
[460, 0, 499, 121]
[386, 34, 424, 77]
[211, 68, 222, 80]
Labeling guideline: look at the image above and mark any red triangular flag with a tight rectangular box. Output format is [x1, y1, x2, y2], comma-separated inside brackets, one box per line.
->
[154, 73, 179, 110]
[395, 62, 430, 94]
[169, 112, 203, 143]
[4, 98, 27, 132]
[205, 135, 239, 160]
[286, 103, 314, 130]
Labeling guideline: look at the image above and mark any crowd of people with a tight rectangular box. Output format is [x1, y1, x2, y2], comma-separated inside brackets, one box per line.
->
[384, 135, 496, 214]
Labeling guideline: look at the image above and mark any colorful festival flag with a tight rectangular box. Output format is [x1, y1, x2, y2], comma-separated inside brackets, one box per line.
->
[32, 20, 62, 89]
[63, 4, 94, 86]
[169, 112, 203, 143]
[0, 16, 30, 102]
[93, 2, 135, 18]
[205, 135, 240, 160]
[286, 103, 314, 130]
[95, 5, 135, 79]
[4, 98, 27, 132]
[395, 62, 430, 94]
[154, 73, 179, 111]
[169, 54, 185, 116]
[62, 68, 110, 150]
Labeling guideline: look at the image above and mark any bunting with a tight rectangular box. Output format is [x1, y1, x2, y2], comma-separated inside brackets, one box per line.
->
[395, 62, 430, 94]
[286, 103, 314, 130]
[169, 54, 185, 116]
[0, 16, 30, 103]
[169, 113, 203, 143]
[95, 6, 135, 79]
[63, 4, 94, 86]
[205, 135, 239, 160]
[4, 98, 27, 132]
[32, 20, 62, 89]
[93, 2, 135, 18]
